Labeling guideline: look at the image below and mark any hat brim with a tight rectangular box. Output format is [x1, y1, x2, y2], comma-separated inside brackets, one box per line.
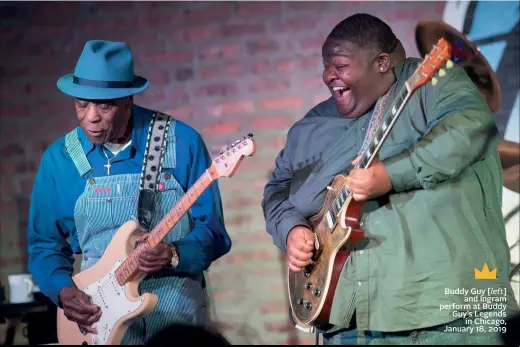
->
[415, 19, 502, 113]
[57, 73, 149, 100]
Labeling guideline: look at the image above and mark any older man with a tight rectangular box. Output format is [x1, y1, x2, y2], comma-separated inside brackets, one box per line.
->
[27, 40, 231, 344]
[262, 13, 519, 345]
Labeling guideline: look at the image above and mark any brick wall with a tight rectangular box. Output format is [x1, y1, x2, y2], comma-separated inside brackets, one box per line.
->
[0, 1, 444, 344]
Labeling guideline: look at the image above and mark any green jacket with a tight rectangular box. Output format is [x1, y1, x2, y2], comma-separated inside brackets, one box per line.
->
[262, 57, 519, 332]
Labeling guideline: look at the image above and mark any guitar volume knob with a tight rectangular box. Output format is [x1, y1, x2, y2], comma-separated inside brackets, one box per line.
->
[305, 282, 312, 290]
[312, 289, 321, 297]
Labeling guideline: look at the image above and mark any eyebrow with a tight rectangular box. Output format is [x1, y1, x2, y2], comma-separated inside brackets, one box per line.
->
[323, 49, 352, 61]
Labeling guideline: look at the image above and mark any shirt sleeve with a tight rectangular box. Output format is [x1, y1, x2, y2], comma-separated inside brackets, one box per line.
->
[261, 129, 311, 252]
[171, 133, 231, 274]
[28, 149, 75, 305]
[384, 64, 499, 192]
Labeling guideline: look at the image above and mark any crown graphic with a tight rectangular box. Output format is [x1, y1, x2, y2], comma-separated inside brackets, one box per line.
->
[474, 263, 497, 280]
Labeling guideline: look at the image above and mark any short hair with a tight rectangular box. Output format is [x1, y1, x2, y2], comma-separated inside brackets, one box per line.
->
[324, 13, 398, 55]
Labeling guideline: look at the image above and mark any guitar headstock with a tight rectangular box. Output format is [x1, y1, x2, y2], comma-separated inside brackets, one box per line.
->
[211, 133, 257, 178]
[409, 37, 453, 92]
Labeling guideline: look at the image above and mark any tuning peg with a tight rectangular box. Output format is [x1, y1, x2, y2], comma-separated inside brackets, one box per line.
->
[432, 77, 438, 86]
[438, 69, 446, 77]
[446, 60, 453, 69]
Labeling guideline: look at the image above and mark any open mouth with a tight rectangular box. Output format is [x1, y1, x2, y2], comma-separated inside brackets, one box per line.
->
[332, 86, 350, 96]
[331, 86, 351, 101]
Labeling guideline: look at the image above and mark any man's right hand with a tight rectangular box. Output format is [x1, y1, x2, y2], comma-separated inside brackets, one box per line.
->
[59, 287, 101, 334]
[286, 226, 315, 272]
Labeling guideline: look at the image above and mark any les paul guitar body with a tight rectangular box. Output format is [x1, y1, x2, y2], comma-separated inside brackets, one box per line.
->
[287, 175, 364, 328]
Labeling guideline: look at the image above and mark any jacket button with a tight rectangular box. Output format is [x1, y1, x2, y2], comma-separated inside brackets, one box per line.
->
[84, 255, 89, 261]
[164, 173, 171, 180]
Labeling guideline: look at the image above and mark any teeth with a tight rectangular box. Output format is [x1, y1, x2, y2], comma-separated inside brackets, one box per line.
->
[332, 86, 348, 92]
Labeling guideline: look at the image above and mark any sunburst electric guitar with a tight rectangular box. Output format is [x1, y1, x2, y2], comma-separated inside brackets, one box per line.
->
[288, 38, 453, 332]
[57, 134, 257, 345]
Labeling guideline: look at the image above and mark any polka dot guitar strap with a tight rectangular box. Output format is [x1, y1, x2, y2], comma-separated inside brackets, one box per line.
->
[137, 111, 171, 231]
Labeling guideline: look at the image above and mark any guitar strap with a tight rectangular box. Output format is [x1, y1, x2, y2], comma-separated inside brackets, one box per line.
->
[137, 111, 172, 231]
[358, 88, 392, 155]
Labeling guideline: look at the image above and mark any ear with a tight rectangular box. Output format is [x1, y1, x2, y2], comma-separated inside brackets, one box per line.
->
[374, 53, 391, 73]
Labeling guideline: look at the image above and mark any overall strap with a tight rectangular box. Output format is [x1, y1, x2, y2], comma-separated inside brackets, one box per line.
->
[137, 111, 173, 231]
[165, 119, 176, 169]
[64, 128, 92, 178]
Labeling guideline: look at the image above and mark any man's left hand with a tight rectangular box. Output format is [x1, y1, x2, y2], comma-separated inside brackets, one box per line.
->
[136, 233, 173, 273]
[345, 156, 393, 201]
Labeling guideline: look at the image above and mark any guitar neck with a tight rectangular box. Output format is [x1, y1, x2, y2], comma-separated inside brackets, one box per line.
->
[115, 167, 216, 285]
[147, 170, 215, 246]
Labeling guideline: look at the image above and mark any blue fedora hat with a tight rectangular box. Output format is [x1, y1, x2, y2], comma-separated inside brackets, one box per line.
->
[57, 40, 149, 100]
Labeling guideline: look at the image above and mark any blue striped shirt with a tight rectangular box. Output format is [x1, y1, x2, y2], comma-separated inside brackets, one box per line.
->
[27, 104, 231, 305]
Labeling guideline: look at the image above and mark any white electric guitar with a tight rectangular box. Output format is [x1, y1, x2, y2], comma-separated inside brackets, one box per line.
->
[56, 134, 257, 345]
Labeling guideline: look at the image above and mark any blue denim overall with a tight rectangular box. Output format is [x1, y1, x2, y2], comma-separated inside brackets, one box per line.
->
[65, 120, 210, 344]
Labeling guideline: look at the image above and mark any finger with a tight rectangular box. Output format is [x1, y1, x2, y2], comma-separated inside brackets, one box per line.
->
[136, 233, 149, 243]
[84, 310, 102, 325]
[292, 239, 314, 253]
[139, 257, 169, 269]
[75, 293, 100, 312]
[140, 251, 169, 263]
[78, 324, 97, 335]
[64, 309, 97, 328]
[138, 264, 164, 273]
[346, 176, 366, 194]
[288, 248, 314, 262]
[288, 254, 312, 268]
[139, 251, 158, 263]
[347, 169, 367, 180]
[352, 156, 360, 165]
[352, 193, 367, 202]
[288, 262, 302, 272]
[143, 245, 164, 256]
[301, 231, 315, 247]
[66, 297, 99, 315]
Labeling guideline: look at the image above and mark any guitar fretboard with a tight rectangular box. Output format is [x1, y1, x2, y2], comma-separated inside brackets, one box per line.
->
[114, 168, 216, 285]
[326, 73, 421, 228]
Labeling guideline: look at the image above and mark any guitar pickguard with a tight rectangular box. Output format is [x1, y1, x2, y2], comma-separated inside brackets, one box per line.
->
[83, 260, 144, 345]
